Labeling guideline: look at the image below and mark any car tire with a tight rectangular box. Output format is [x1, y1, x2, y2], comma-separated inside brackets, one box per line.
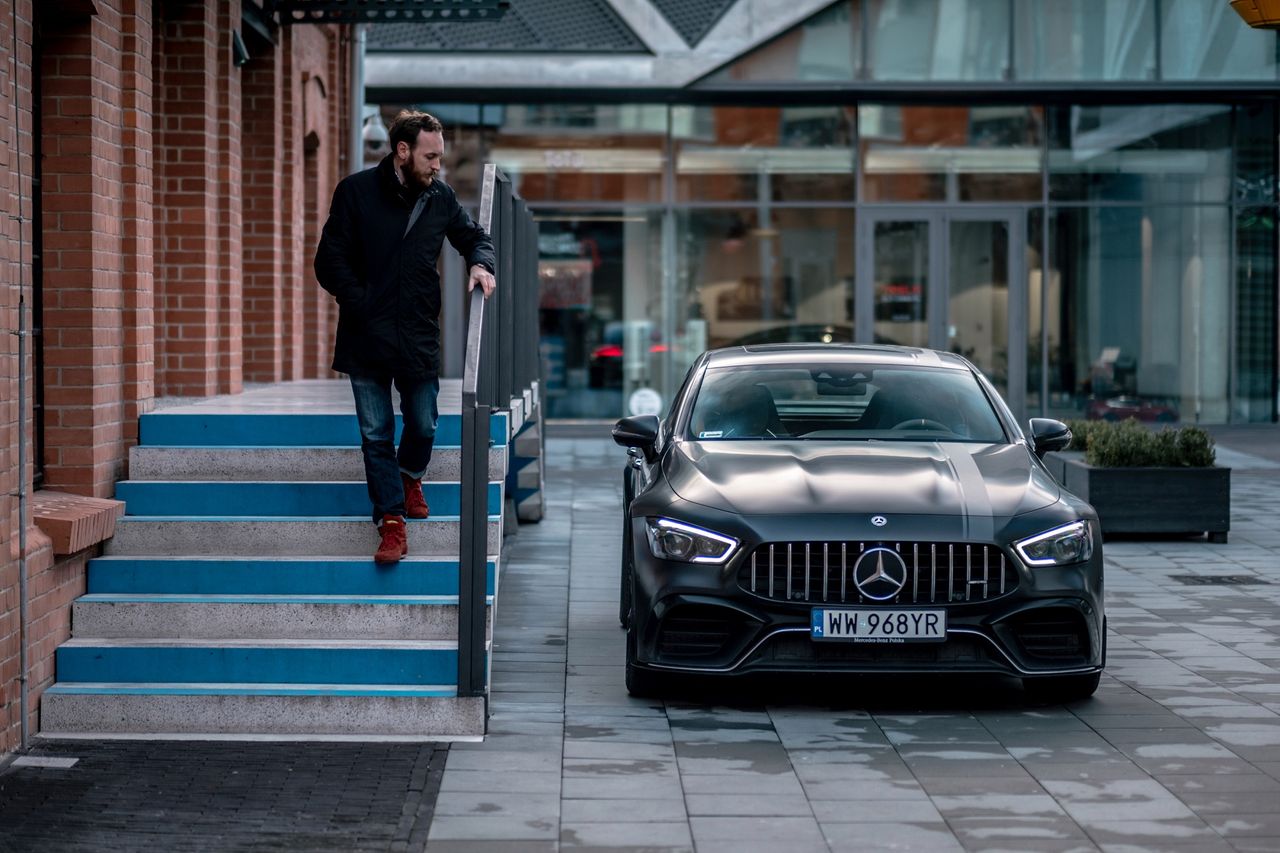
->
[1023, 671, 1101, 703]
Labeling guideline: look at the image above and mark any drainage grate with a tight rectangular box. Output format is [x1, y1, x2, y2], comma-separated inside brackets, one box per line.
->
[1170, 574, 1272, 586]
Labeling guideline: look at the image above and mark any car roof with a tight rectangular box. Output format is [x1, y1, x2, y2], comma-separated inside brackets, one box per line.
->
[702, 344, 973, 371]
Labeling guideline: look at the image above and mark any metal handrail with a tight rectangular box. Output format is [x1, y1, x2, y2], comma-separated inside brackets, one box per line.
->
[458, 164, 541, 705]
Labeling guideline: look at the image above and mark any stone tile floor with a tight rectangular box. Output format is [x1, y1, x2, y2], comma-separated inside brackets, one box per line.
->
[2, 433, 1279, 852]
[429, 436, 1280, 853]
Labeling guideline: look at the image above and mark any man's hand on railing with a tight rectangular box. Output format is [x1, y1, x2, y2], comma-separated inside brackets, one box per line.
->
[468, 265, 496, 299]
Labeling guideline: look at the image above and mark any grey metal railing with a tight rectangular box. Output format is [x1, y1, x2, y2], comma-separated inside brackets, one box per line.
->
[458, 165, 539, 700]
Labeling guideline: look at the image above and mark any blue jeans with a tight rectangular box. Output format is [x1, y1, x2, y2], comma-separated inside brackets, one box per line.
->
[350, 372, 440, 522]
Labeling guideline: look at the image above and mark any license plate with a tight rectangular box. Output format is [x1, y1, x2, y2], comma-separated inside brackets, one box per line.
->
[811, 608, 946, 643]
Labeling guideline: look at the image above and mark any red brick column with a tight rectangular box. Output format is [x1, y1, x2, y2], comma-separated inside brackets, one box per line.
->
[279, 25, 306, 379]
[0, 0, 43, 755]
[241, 41, 284, 382]
[120, 0, 155, 444]
[215, 0, 242, 394]
[153, 0, 242, 396]
[39, 3, 129, 497]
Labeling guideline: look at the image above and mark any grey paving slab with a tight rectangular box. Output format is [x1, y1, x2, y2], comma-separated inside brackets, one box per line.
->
[427, 434, 1280, 852]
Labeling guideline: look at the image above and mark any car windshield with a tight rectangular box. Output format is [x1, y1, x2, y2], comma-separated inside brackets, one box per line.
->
[687, 364, 1007, 443]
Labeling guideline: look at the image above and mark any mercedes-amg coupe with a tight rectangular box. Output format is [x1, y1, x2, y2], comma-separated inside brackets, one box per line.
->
[613, 344, 1104, 701]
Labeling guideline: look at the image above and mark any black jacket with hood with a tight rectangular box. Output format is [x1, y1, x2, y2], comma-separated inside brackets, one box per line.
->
[314, 154, 496, 379]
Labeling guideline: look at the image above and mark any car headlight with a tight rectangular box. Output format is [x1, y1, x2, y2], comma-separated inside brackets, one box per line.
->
[1015, 521, 1093, 567]
[645, 518, 739, 564]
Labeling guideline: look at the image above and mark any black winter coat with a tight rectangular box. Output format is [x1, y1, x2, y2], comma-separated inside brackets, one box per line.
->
[314, 155, 496, 379]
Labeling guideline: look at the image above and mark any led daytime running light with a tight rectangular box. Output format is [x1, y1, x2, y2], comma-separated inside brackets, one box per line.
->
[646, 518, 739, 564]
[1015, 520, 1092, 567]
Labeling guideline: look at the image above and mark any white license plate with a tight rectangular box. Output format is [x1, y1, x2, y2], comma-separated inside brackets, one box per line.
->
[811, 608, 946, 643]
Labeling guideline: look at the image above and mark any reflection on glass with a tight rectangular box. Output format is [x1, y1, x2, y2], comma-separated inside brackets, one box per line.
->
[1235, 103, 1278, 204]
[1045, 206, 1230, 424]
[859, 105, 1042, 201]
[1235, 208, 1277, 422]
[677, 209, 855, 350]
[868, 0, 1009, 81]
[1015, 0, 1155, 81]
[701, 1, 857, 84]
[1027, 209, 1046, 416]
[873, 220, 929, 347]
[488, 104, 667, 203]
[948, 220, 1009, 396]
[536, 211, 663, 419]
[674, 106, 855, 202]
[1161, 0, 1279, 81]
[1047, 104, 1231, 203]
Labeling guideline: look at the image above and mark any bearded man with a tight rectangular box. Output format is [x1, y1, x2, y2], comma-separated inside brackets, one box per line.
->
[315, 110, 496, 563]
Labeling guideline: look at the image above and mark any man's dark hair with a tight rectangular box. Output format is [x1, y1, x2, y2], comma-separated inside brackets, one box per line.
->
[389, 110, 444, 151]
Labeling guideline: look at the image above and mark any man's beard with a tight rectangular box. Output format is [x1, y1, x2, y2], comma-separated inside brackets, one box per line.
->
[399, 162, 434, 191]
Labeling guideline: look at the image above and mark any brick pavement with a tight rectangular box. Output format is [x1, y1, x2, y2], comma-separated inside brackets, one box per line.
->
[0, 741, 447, 852]
[2, 430, 1279, 852]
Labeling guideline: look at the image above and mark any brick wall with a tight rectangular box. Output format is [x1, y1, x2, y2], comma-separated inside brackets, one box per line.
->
[0, 0, 39, 756]
[0, 0, 353, 755]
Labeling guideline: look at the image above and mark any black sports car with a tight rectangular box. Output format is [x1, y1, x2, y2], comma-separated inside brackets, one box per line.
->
[612, 344, 1104, 700]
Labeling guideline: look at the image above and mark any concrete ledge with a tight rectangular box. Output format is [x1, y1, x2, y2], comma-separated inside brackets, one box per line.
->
[72, 596, 493, 640]
[41, 690, 485, 737]
[128, 445, 507, 482]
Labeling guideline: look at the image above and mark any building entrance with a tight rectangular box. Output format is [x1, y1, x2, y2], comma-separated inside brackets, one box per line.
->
[856, 208, 1027, 418]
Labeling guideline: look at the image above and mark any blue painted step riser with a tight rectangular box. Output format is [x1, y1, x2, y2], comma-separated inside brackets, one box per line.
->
[88, 559, 497, 596]
[139, 413, 508, 448]
[114, 481, 502, 517]
[56, 646, 471, 686]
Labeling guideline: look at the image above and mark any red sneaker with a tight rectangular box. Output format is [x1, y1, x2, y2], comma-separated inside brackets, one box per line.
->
[374, 514, 408, 563]
[402, 474, 430, 519]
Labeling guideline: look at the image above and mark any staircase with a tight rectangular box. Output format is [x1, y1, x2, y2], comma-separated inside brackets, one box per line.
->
[39, 380, 508, 740]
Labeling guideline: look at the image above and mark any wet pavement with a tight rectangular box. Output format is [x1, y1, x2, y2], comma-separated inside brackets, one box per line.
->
[2, 430, 1279, 852]
[430, 433, 1280, 853]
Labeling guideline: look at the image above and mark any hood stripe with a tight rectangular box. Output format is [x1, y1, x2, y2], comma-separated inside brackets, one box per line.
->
[946, 446, 996, 541]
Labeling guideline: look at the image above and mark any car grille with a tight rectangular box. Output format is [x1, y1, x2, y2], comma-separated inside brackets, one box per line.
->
[738, 541, 1018, 605]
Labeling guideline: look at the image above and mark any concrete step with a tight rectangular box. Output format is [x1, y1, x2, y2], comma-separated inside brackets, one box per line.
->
[40, 685, 483, 739]
[114, 480, 502, 518]
[71, 594, 493, 640]
[87, 556, 497, 596]
[104, 516, 502, 557]
[55, 638, 471, 685]
[139, 411, 508, 448]
[128, 445, 507, 482]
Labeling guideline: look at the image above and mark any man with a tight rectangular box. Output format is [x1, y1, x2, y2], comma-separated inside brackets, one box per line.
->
[315, 111, 496, 564]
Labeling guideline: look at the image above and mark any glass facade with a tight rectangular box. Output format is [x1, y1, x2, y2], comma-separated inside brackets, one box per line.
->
[383, 0, 1279, 425]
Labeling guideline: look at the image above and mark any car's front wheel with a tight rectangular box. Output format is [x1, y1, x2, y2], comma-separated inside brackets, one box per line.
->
[1023, 671, 1101, 703]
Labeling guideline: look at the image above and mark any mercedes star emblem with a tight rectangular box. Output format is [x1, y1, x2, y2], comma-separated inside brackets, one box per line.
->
[853, 547, 908, 601]
[871, 515, 888, 527]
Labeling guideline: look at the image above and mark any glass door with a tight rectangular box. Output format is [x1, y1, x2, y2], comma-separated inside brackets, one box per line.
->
[857, 209, 1027, 418]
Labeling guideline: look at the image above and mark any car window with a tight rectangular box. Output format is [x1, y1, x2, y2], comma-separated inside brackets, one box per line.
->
[687, 364, 1007, 443]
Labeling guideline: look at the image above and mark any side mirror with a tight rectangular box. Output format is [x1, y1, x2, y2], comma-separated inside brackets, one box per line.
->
[1028, 417, 1072, 458]
[613, 415, 660, 463]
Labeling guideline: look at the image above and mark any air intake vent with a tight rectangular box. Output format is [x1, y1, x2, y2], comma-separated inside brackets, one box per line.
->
[1009, 612, 1090, 664]
[656, 606, 739, 660]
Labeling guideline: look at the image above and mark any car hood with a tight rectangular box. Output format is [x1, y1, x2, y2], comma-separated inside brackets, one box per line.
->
[665, 440, 1060, 518]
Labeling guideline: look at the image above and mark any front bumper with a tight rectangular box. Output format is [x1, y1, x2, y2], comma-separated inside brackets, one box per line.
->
[630, 521, 1105, 680]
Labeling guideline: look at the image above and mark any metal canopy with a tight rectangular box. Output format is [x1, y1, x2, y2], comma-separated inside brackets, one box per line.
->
[267, 0, 508, 25]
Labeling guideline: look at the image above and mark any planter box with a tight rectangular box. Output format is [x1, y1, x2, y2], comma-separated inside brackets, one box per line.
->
[1045, 451, 1230, 542]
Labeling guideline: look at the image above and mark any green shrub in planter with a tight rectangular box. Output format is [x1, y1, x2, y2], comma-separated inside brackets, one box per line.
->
[1072, 418, 1216, 468]
[1052, 418, 1227, 540]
